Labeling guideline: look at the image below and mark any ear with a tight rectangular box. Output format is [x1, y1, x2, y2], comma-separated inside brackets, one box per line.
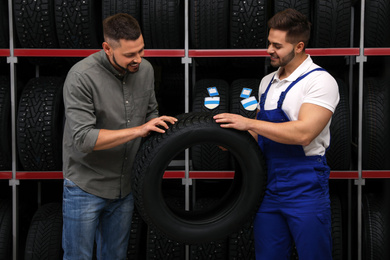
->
[295, 41, 305, 53]
[102, 42, 112, 56]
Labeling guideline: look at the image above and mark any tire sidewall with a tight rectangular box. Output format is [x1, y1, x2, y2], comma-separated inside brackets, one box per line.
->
[134, 114, 266, 244]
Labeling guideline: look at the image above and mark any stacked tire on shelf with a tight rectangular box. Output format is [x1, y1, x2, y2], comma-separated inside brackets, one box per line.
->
[0, 0, 9, 49]
[361, 0, 390, 259]
[0, 76, 12, 260]
[0, 199, 11, 260]
[0, 76, 11, 171]
[1, 0, 390, 259]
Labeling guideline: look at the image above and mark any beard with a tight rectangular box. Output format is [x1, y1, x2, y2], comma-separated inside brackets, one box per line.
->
[270, 48, 295, 68]
[112, 53, 129, 73]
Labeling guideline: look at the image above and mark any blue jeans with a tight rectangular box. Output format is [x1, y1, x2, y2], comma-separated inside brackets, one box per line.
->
[62, 178, 134, 260]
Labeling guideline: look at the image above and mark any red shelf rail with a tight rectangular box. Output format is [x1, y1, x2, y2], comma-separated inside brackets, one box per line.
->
[8, 170, 367, 180]
[364, 48, 390, 56]
[0, 49, 10, 56]
[2, 170, 390, 180]
[1, 48, 361, 58]
[0, 171, 12, 179]
[188, 48, 360, 57]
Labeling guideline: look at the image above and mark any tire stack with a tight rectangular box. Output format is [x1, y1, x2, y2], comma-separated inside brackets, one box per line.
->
[361, 1, 390, 258]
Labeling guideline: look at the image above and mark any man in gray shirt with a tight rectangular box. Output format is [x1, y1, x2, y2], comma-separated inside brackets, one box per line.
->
[62, 13, 177, 260]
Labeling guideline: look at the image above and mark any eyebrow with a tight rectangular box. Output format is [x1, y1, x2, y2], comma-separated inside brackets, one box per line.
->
[123, 46, 144, 56]
[268, 41, 282, 47]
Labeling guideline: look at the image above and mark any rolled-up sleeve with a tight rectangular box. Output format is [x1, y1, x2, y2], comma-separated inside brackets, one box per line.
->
[145, 89, 159, 121]
[63, 71, 100, 153]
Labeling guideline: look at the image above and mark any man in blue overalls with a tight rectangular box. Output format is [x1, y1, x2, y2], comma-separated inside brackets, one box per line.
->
[214, 8, 340, 260]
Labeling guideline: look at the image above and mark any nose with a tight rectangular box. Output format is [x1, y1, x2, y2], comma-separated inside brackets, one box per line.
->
[134, 53, 142, 63]
[267, 44, 273, 54]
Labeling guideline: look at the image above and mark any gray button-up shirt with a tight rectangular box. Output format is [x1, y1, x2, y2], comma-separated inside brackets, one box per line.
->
[62, 50, 159, 199]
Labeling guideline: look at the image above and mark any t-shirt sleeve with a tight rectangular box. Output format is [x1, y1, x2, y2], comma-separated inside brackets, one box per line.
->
[303, 72, 340, 113]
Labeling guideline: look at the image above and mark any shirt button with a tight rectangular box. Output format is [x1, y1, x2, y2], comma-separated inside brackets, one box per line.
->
[125, 100, 129, 104]
[127, 120, 131, 123]
[123, 82, 125, 85]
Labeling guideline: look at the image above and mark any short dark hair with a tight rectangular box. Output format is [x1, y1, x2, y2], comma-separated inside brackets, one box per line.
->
[103, 13, 141, 44]
[267, 8, 311, 49]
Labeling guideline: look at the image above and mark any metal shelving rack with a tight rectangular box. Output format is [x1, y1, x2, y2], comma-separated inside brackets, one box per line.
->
[1, 0, 390, 259]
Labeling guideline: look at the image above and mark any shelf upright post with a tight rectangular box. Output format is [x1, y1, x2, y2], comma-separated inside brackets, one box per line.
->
[355, 1, 367, 260]
[181, 0, 192, 211]
[347, 6, 356, 260]
[181, 0, 192, 259]
[7, 0, 19, 259]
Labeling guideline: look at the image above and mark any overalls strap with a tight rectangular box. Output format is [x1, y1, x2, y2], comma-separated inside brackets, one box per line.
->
[259, 75, 275, 110]
[277, 68, 326, 109]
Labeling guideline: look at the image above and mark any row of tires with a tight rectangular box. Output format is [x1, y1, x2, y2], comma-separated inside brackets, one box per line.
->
[0, 191, 387, 259]
[0, 0, 389, 52]
[0, 74, 350, 171]
[3, 74, 390, 171]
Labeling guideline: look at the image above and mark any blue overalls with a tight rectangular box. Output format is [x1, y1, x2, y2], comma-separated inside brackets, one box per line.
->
[254, 68, 332, 260]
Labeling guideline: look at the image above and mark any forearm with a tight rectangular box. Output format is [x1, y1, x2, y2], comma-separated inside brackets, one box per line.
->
[94, 127, 143, 151]
[93, 115, 178, 151]
[248, 119, 312, 146]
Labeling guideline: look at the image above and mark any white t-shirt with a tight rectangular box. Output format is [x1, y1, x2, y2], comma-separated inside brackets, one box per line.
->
[257, 55, 340, 156]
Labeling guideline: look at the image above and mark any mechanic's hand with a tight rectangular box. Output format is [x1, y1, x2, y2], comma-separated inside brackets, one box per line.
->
[213, 113, 250, 131]
[140, 116, 177, 137]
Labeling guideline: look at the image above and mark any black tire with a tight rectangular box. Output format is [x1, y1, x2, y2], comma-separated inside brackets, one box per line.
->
[24, 203, 63, 260]
[229, 78, 259, 169]
[229, 78, 260, 119]
[311, 0, 351, 48]
[190, 0, 229, 66]
[146, 226, 185, 260]
[0, 199, 12, 260]
[190, 238, 227, 259]
[190, 0, 228, 49]
[14, 0, 60, 65]
[362, 77, 390, 170]
[0, 0, 9, 48]
[192, 79, 229, 116]
[142, 0, 183, 49]
[127, 208, 147, 260]
[102, 0, 141, 22]
[192, 79, 230, 170]
[55, 0, 102, 49]
[0, 76, 11, 170]
[230, 0, 268, 49]
[230, 0, 267, 68]
[132, 112, 267, 244]
[189, 197, 228, 259]
[227, 217, 255, 260]
[364, 0, 390, 47]
[273, 0, 311, 22]
[14, 0, 58, 48]
[326, 78, 351, 170]
[17, 77, 64, 171]
[362, 193, 386, 260]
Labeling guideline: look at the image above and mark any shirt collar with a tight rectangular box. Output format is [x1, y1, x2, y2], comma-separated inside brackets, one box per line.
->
[273, 54, 313, 83]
